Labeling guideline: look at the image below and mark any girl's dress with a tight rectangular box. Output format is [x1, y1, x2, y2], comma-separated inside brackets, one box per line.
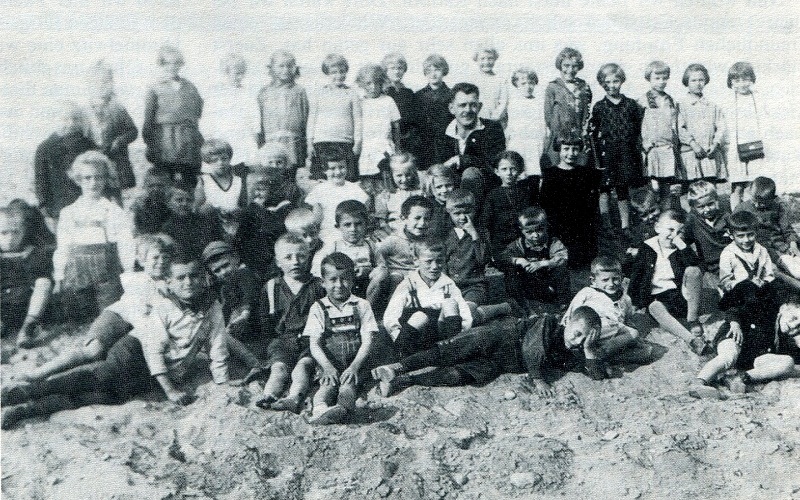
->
[540, 166, 600, 268]
[590, 95, 645, 188]
[142, 77, 204, 177]
[638, 91, 680, 180]
[414, 83, 452, 170]
[474, 71, 509, 127]
[202, 82, 260, 166]
[543, 78, 592, 168]
[506, 92, 547, 179]
[53, 196, 135, 312]
[722, 90, 767, 184]
[374, 188, 422, 234]
[196, 173, 247, 212]
[307, 84, 362, 180]
[257, 81, 309, 167]
[359, 94, 400, 189]
[678, 92, 728, 181]
[86, 95, 139, 189]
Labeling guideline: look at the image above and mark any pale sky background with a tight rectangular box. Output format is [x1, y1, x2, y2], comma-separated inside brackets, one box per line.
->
[1, 0, 798, 204]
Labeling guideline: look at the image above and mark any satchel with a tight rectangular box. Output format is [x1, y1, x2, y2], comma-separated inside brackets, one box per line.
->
[737, 140, 764, 163]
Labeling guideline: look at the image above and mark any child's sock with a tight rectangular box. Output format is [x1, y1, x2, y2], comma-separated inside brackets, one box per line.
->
[410, 367, 469, 387]
[476, 303, 512, 322]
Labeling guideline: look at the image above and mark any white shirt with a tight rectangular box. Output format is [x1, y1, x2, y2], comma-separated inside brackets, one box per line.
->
[105, 272, 166, 326]
[359, 95, 400, 176]
[506, 93, 547, 177]
[644, 237, 678, 294]
[445, 118, 486, 155]
[562, 286, 635, 347]
[201, 83, 260, 165]
[719, 241, 775, 291]
[197, 174, 243, 212]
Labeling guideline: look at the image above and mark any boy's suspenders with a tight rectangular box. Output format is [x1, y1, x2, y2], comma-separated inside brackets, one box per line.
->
[266, 278, 278, 316]
[732, 253, 764, 281]
[408, 280, 423, 311]
[317, 299, 362, 335]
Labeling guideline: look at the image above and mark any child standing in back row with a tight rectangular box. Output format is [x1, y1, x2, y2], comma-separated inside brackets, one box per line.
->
[415, 55, 452, 171]
[505, 67, 546, 191]
[472, 44, 508, 127]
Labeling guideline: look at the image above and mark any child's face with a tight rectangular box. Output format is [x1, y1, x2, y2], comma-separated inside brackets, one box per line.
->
[75, 164, 107, 199]
[362, 78, 382, 99]
[168, 190, 193, 217]
[655, 217, 683, 246]
[226, 66, 246, 87]
[686, 71, 706, 94]
[560, 58, 581, 82]
[275, 242, 310, 280]
[432, 177, 455, 203]
[167, 262, 204, 301]
[447, 206, 474, 229]
[391, 165, 415, 191]
[732, 229, 756, 252]
[752, 193, 777, 210]
[476, 52, 497, 74]
[403, 206, 431, 238]
[89, 73, 114, 100]
[731, 77, 754, 95]
[287, 224, 320, 248]
[207, 155, 232, 177]
[514, 75, 535, 98]
[591, 270, 623, 295]
[328, 65, 347, 86]
[385, 63, 405, 84]
[636, 203, 662, 226]
[564, 318, 595, 344]
[337, 213, 367, 244]
[161, 55, 183, 79]
[271, 55, 296, 84]
[559, 144, 581, 166]
[426, 66, 445, 86]
[602, 75, 623, 97]
[416, 249, 445, 283]
[0, 214, 25, 252]
[692, 194, 719, 221]
[649, 73, 669, 92]
[264, 154, 289, 171]
[495, 158, 521, 187]
[141, 247, 169, 280]
[520, 220, 547, 247]
[207, 253, 239, 283]
[321, 265, 353, 303]
[324, 161, 348, 186]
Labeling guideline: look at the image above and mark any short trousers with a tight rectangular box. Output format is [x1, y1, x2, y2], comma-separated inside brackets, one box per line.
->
[650, 288, 688, 320]
[264, 335, 309, 369]
[458, 281, 488, 306]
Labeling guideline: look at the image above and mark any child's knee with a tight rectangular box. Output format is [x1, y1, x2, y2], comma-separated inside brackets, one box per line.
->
[441, 298, 459, 317]
[716, 339, 739, 369]
[271, 362, 289, 377]
[407, 311, 430, 330]
[684, 266, 702, 283]
[759, 354, 795, 376]
[83, 339, 106, 360]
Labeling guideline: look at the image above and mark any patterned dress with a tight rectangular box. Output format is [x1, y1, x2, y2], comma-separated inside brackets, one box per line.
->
[590, 95, 645, 188]
[543, 78, 592, 168]
[638, 91, 680, 179]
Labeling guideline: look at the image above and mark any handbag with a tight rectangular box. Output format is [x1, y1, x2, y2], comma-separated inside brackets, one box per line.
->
[735, 93, 764, 163]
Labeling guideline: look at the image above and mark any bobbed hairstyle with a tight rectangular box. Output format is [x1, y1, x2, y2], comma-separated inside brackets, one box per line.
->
[268, 50, 300, 79]
[423, 54, 449, 76]
[381, 53, 408, 74]
[473, 44, 499, 61]
[67, 151, 120, 192]
[511, 67, 538, 87]
[321, 53, 348, 75]
[553, 130, 584, 151]
[496, 150, 525, 173]
[645, 60, 671, 80]
[355, 64, 388, 90]
[596, 63, 626, 86]
[682, 63, 710, 86]
[555, 47, 584, 71]
[727, 61, 756, 88]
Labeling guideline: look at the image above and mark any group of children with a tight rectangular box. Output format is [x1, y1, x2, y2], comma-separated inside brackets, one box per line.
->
[2, 44, 798, 429]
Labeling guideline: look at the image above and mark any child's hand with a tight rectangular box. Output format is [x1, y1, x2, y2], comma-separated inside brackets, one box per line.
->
[320, 368, 339, 386]
[526, 377, 554, 398]
[691, 143, 707, 159]
[524, 260, 546, 273]
[673, 236, 687, 250]
[52, 280, 62, 294]
[729, 322, 744, 346]
[228, 307, 251, 327]
[340, 366, 359, 385]
[462, 216, 479, 240]
[626, 247, 639, 257]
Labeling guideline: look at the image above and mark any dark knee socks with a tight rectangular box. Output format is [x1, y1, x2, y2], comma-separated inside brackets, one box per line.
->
[411, 367, 472, 387]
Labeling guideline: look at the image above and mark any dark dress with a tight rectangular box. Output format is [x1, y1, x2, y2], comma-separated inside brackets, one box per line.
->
[540, 166, 600, 268]
[480, 182, 538, 256]
[414, 83, 452, 170]
[590, 96, 645, 189]
[543, 78, 592, 168]
[34, 132, 97, 218]
[385, 84, 418, 155]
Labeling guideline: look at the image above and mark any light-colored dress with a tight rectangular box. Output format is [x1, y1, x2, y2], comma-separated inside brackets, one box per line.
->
[506, 92, 547, 177]
[677, 92, 728, 181]
[359, 95, 400, 177]
[638, 91, 680, 179]
[473, 71, 509, 127]
[201, 82, 260, 165]
[722, 90, 767, 184]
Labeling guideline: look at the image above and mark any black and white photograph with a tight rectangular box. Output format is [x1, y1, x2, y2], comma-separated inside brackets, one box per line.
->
[2, 1, 799, 498]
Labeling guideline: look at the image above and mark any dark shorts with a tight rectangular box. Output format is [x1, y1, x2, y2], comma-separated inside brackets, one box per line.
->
[91, 310, 133, 350]
[95, 335, 153, 400]
[264, 335, 310, 369]
[651, 288, 688, 320]
[459, 281, 488, 306]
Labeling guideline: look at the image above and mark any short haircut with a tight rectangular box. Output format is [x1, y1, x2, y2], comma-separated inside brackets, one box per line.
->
[496, 150, 525, 172]
[387, 153, 420, 191]
[571, 305, 602, 331]
[444, 189, 475, 212]
[335, 199, 369, 225]
[597, 63, 626, 86]
[424, 164, 458, 197]
[221, 52, 247, 75]
[450, 82, 479, 102]
[751, 176, 776, 198]
[274, 232, 310, 254]
[423, 54, 449, 76]
[401, 195, 434, 218]
[158, 45, 184, 66]
[727, 210, 758, 233]
[473, 44, 499, 61]
[167, 255, 199, 276]
[682, 63, 710, 86]
[645, 60, 671, 80]
[412, 239, 444, 258]
[630, 188, 660, 212]
[284, 206, 321, 231]
[553, 130, 584, 151]
[686, 180, 718, 206]
[555, 47, 584, 71]
[658, 208, 687, 225]
[511, 67, 538, 87]
[321, 53, 348, 75]
[381, 52, 408, 73]
[320, 252, 356, 280]
[257, 141, 292, 169]
[67, 151, 120, 192]
[727, 61, 756, 88]
[0, 205, 25, 226]
[135, 233, 175, 263]
[356, 64, 388, 90]
[590, 255, 622, 275]
[200, 139, 233, 163]
[268, 50, 300, 79]
[518, 206, 547, 227]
